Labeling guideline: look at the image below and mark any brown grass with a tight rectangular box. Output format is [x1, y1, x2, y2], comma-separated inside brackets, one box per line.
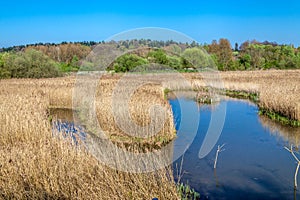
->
[94, 75, 176, 150]
[180, 70, 300, 121]
[219, 70, 300, 121]
[0, 76, 179, 199]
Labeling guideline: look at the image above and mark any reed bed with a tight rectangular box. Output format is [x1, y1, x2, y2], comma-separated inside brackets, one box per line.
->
[0, 77, 179, 199]
[95, 75, 176, 150]
[219, 70, 300, 121]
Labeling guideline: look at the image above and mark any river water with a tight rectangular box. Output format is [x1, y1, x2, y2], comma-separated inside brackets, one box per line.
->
[170, 97, 300, 200]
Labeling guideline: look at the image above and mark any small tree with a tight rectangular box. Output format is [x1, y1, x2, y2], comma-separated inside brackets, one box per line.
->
[182, 47, 210, 69]
[0, 49, 61, 78]
[147, 49, 168, 65]
[0, 53, 11, 78]
[113, 54, 148, 72]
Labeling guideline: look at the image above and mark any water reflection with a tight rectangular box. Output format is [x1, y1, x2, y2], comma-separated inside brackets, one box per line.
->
[259, 115, 300, 147]
[50, 108, 87, 145]
[50, 108, 74, 122]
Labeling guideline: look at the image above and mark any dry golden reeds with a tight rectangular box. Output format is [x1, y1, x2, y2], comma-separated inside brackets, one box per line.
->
[219, 70, 300, 121]
[0, 77, 179, 199]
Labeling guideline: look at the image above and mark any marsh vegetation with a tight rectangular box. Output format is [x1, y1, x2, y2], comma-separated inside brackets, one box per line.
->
[0, 68, 299, 199]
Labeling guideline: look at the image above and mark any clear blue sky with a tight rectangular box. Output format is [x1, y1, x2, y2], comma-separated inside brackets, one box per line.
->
[1, 0, 300, 47]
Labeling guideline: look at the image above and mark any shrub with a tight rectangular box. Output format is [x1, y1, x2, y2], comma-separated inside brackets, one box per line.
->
[0, 49, 61, 79]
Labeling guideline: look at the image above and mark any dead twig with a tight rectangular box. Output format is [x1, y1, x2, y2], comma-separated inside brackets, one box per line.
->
[284, 144, 300, 189]
[214, 144, 225, 169]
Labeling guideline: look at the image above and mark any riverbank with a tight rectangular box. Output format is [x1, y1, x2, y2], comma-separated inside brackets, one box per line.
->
[178, 70, 300, 125]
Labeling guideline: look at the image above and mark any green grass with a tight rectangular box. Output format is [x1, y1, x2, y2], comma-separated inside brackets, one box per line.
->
[225, 90, 259, 103]
[259, 109, 300, 127]
[164, 88, 172, 99]
[177, 182, 200, 200]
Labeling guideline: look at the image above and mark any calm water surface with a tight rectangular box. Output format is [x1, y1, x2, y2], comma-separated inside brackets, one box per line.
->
[170, 98, 300, 200]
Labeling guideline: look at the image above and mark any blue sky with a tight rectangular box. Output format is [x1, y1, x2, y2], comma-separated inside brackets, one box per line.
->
[1, 0, 300, 47]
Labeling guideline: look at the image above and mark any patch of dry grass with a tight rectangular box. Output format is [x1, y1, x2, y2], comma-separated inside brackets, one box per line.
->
[219, 70, 300, 121]
[95, 75, 176, 150]
[0, 77, 179, 199]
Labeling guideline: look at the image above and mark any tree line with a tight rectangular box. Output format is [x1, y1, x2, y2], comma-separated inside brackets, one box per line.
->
[204, 39, 300, 70]
[0, 39, 299, 78]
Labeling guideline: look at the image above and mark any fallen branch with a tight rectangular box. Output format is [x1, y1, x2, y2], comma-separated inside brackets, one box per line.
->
[284, 144, 300, 189]
[214, 144, 225, 169]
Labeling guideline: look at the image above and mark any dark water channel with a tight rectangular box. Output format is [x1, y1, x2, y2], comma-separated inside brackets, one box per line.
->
[170, 97, 300, 200]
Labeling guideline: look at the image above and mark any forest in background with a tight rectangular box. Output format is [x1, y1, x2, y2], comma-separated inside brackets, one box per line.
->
[1, 39, 300, 78]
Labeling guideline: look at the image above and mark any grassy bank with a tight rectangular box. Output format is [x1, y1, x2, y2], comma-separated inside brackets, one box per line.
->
[224, 89, 300, 127]
[259, 109, 300, 127]
[225, 90, 259, 103]
[220, 70, 300, 122]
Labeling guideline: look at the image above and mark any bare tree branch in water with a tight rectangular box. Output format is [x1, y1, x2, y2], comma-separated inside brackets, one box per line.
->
[214, 144, 225, 169]
[284, 144, 300, 189]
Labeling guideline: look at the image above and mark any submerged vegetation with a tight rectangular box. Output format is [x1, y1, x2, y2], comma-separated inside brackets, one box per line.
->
[177, 182, 200, 200]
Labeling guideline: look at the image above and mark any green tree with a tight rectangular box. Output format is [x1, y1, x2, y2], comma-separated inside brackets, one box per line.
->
[207, 39, 233, 70]
[147, 49, 168, 65]
[167, 56, 181, 70]
[163, 44, 182, 55]
[113, 54, 148, 72]
[0, 53, 12, 78]
[234, 43, 239, 52]
[239, 53, 251, 70]
[0, 49, 60, 78]
[182, 47, 210, 69]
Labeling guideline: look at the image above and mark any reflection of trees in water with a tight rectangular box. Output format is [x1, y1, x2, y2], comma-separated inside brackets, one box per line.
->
[50, 108, 75, 122]
[167, 90, 221, 112]
[167, 90, 197, 101]
[259, 115, 300, 147]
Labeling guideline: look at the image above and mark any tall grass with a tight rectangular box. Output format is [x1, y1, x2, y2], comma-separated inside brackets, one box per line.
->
[0, 77, 179, 199]
[220, 70, 300, 121]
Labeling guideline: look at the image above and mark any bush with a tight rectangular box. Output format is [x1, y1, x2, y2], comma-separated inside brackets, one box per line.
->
[147, 49, 169, 65]
[113, 54, 148, 72]
[0, 49, 61, 79]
